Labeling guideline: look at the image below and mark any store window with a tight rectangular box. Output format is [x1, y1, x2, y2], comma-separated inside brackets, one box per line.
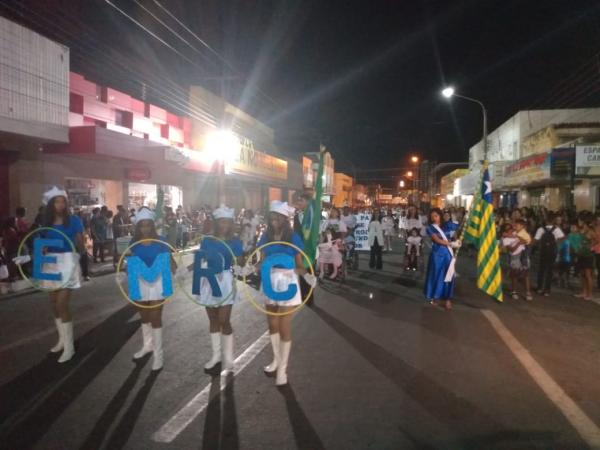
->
[65, 178, 123, 212]
[128, 183, 183, 211]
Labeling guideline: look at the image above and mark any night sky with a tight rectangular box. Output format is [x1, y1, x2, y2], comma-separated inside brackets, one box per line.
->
[5, 0, 600, 173]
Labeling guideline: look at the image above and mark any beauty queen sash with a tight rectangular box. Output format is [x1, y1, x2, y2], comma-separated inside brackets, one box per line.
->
[432, 224, 456, 283]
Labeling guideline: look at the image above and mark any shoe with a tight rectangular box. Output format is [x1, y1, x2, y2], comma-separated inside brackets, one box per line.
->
[525, 294, 533, 301]
[58, 321, 75, 363]
[511, 291, 519, 300]
[543, 292, 550, 297]
[276, 340, 291, 386]
[84, 276, 91, 282]
[221, 333, 234, 372]
[151, 327, 163, 371]
[133, 323, 153, 359]
[264, 333, 280, 373]
[50, 318, 64, 353]
[204, 332, 221, 370]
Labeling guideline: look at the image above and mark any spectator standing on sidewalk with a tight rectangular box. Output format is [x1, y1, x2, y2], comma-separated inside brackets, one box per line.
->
[570, 221, 594, 301]
[502, 220, 533, 301]
[534, 214, 564, 296]
[592, 215, 600, 290]
[90, 207, 107, 263]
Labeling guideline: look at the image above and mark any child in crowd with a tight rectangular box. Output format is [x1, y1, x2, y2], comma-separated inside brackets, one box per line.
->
[405, 227, 422, 271]
[317, 231, 343, 280]
[502, 219, 533, 301]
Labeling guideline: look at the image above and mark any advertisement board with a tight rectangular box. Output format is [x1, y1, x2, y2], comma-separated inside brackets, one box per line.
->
[576, 145, 600, 176]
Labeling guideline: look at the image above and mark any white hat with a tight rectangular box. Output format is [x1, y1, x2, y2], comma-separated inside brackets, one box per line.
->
[213, 205, 235, 220]
[269, 200, 295, 217]
[42, 186, 68, 205]
[134, 207, 155, 223]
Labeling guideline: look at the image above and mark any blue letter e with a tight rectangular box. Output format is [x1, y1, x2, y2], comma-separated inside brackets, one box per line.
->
[126, 253, 173, 301]
[33, 238, 63, 281]
[261, 254, 297, 301]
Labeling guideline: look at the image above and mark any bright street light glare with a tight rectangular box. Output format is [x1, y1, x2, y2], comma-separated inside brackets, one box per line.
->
[204, 129, 241, 164]
[441, 87, 455, 98]
[399, 180, 405, 187]
[411, 156, 419, 163]
[407, 171, 413, 177]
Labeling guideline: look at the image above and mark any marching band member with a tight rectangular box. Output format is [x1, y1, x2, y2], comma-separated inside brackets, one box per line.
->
[257, 201, 316, 386]
[41, 187, 84, 363]
[199, 206, 244, 372]
[128, 207, 175, 371]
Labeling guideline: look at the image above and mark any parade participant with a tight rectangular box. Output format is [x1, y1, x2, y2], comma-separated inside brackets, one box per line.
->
[257, 201, 316, 386]
[200, 206, 244, 372]
[128, 207, 175, 371]
[381, 211, 395, 252]
[241, 209, 260, 253]
[405, 227, 422, 271]
[341, 206, 357, 233]
[317, 231, 343, 280]
[424, 208, 460, 310]
[40, 187, 84, 363]
[321, 207, 347, 238]
[368, 210, 384, 270]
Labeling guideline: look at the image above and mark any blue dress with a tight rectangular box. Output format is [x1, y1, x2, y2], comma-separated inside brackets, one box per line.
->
[424, 224, 455, 300]
[442, 221, 459, 240]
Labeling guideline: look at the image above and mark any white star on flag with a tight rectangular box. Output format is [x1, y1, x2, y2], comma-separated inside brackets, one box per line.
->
[484, 180, 492, 195]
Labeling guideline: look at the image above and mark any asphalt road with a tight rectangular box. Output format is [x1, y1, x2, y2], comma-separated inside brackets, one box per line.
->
[1, 245, 600, 450]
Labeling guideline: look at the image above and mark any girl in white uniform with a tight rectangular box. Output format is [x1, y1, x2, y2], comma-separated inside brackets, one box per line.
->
[255, 201, 316, 386]
[40, 187, 84, 363]
[128, 207, 175, 371]
[199, 206, 244, 372]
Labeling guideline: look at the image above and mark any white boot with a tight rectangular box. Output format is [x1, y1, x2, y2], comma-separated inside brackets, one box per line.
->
[276, 340, 291, 386]
[264, 333, 280, 373]
[204, 332, 222, 370]
[58, 321, 75, 363]
[133, 323, 153, 359]
[151, 327, 163, 371]
[221, 333, 234, 372]
[50, 318, 64, 353]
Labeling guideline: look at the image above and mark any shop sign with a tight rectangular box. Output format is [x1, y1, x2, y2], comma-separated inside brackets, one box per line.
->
[504, 152, 551, 186]
[575, 145, 600, 176]
[226, 137, 288, 181]
[550, 148, 574, 180]
[379, 194, 393, 200]
[125, 168, 151, 182]
[354, 213, 371, 251]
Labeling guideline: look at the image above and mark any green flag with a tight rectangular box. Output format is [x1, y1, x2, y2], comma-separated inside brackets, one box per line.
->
[302, 146, 325, 264]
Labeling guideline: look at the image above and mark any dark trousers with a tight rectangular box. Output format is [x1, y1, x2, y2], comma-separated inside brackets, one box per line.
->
[80, 252, 89, 277]
[93, 240, 106, 262]
[370, 238, 383, 269]
[537, 253, 555, 292]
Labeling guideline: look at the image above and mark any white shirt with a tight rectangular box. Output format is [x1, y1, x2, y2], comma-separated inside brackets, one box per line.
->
[381, 216, 395, 231]
[341, 213, 357, 229]
[502, 236, 525, 255]
[405, 218, 422, 231]
[534, 226, 565, 241]
[407, 236, 422, 247]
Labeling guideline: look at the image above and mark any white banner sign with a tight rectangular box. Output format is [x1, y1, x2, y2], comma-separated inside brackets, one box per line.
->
[576, 145, 600, 175]
[354, 213, 371, 251]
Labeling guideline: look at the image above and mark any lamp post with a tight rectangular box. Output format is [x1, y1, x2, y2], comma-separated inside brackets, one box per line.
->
[410, 155, 419, 207]
[441, 87, 488, 161]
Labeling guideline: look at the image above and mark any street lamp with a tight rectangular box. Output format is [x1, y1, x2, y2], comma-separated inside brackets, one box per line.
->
[411, 155, 419, 164]
[406, 171, 413, 178]
[399, 180, 405, 188]
[441, 86, 488, 161]
[204, 129, 241, 204]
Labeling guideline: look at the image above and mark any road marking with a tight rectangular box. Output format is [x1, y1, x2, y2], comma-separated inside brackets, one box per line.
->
[0, 304, 125, 354]
[153, 331, 271, 443]
[482, 309, 600, 449]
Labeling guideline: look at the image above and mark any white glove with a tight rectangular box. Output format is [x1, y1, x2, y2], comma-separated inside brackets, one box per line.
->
[12, 255, 31, 265]
[235, 265, 256, 277]
[303, 273, 317, 288]
[115, 271, 127, 285]
[449, 240, 462, 249]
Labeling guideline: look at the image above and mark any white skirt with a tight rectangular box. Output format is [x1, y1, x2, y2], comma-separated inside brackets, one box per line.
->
[137, 275, 168, 302]
[261, 268, 302, 307]
[39, 252, 81, 290]
[196, 270, 239, 307]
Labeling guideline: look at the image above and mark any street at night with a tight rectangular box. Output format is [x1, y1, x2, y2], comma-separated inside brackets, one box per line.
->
[3, 1, 600, 449]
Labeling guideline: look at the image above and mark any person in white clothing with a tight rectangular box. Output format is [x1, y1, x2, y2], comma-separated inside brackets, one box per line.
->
[368, 210, 384, 269]
[381, 211, 395, 251]
[321, 207, 348, 237]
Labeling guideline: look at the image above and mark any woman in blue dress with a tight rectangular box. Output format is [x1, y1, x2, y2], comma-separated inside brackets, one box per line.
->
[255, 201, 316, 386]
[128, 207, 174, 371]
[40, 187, 84, 363]
[199, 206, 244, 373]
[442, 210, 459, 240]
[424, 208, 461, 310]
